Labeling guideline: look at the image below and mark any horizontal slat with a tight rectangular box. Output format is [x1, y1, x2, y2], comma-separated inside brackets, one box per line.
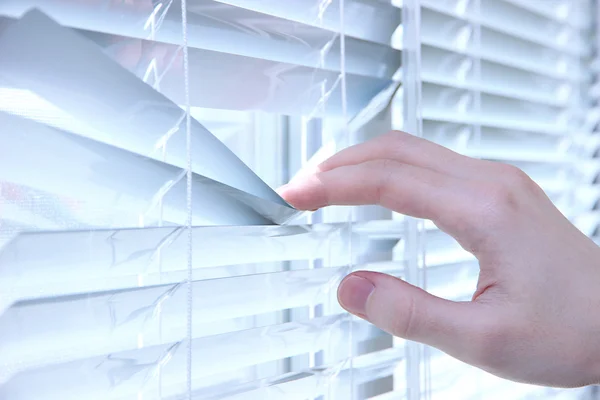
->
[0, 0, 401, 45]
[517, 160, 600, 187]
[0, 95, 267, 173]
[0, 315, 381, 399]
[203, 347, 404, 400]
[421, 83, 576, 135]
[202, 0, 401, 45]
[0, 0, 401, 80]
[0, 203, 61, 233]
[0, 112, 304, 231]
[479, 28, 586, 81]
[483, 0, 589, 52]
[421, 71, 572, 108]
[422, 121, 573, 155]
[1, 268, 346, 369]
[421, 46, 583, 107]
[3, 258, 479, 378]
[501, 0, 591, 29]
[0, 11, 299, 207]
[420, 8, 588, 81]
[0, 221, 403, 311]
[434, 126, 596, 164]
[0, 10, 392, 125]
[421, 0, 589, 55]
[421, 109, 569, 137]
[0, 219, 37, 249]
[0, 231, 482, 383]
[2, 257, 480, 392]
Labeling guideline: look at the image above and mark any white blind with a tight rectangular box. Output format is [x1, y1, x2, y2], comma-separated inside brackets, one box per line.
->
[401, 0, 598, 399]
[0, 1, 405, 400]
[0, 1, 598, 400]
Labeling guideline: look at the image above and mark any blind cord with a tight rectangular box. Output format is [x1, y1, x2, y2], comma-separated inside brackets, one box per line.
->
[180, 0, 194, 398]
[338, 1, 356, 399]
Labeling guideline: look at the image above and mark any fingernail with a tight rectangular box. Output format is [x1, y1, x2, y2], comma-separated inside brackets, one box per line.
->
[338, 275, 375, 317]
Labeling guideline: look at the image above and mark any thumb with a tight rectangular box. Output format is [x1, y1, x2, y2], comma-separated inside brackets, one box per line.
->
[338, 271, 493, 362]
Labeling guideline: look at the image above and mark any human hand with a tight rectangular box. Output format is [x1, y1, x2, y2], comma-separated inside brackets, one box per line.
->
[279, 131, 600, 387]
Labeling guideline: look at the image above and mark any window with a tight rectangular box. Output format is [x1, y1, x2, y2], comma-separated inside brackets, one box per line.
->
[0, 0, 596, 399]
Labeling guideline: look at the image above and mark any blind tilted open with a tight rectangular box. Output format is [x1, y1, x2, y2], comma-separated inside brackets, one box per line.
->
[0, 1, 598, 399]
[0, 1, 406, 399]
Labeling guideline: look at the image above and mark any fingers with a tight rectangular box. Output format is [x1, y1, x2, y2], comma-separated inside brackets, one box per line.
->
[280, 159, 473, 230]
[318, 131, 499, 180]
[338, 271, 495, 365]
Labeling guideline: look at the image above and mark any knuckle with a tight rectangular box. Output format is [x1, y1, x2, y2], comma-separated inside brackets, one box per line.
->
[471, 181, 522, 228]
[382, 131, 418, 154]
[385, 130, 410, 143]
[453, 173, 535, 251]
[454, 185, 506, 231]
[497, 164, 532, 187]
[494, 164, 542, 197]
[371, 159, 398, 204]
[493, 163, 520, 178]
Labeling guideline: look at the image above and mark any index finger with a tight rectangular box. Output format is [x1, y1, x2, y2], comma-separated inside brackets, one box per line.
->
[280, 159, 479, 241]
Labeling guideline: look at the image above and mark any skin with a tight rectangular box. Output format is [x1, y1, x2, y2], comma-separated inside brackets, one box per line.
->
[278, 131, 600, 388]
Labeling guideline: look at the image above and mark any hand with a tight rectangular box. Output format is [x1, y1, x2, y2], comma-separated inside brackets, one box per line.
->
[279, 131, 600, 387]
